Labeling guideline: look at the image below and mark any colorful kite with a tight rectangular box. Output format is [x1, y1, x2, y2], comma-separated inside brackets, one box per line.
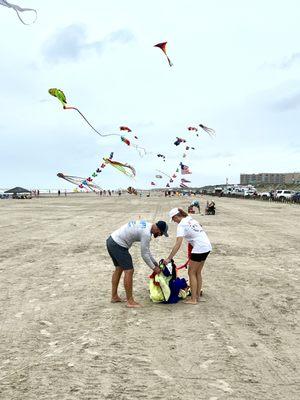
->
[180, 162, 192, 175]
[154, 41, 173, 67]
[120, 126, 132, 133]
[157, 153, 166, 162]
[120, 126, 138, 139]
[181, 178, 191, 183]
[49, 88, 120, 138]
[127, 186, 137, 195]
[103, 158, 136, 178]
[199, 123, 215, 137]
[151, 182, 156, 186]
[49, 88, 146, 155]
[57, 173, 101, 192]
[187, 127, 198, 132]
[174, 137, 186, 146]
[0, 0, 37, 24]
[180, 182, 189, 189]
[155, 175, 163, 179]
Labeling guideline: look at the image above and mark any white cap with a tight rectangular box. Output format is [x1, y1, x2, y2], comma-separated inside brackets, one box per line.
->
[169, 207, 179, 221]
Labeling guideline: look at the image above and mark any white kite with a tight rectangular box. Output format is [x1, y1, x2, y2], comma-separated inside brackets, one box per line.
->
[0, 0, 37, 24]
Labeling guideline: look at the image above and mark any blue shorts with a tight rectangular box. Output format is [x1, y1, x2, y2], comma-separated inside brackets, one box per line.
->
[106, 236, 133, 270]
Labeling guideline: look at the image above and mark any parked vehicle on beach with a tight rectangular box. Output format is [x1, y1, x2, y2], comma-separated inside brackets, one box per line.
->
[244, 189, 257, 197]
[214, 187, 223, 195]
[291, 192, 300, 203]
[259, 191, 272, 199]
[275, 190, 295, 201]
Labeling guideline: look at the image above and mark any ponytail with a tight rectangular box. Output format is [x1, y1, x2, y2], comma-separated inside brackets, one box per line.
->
[177, 208, 188, 218]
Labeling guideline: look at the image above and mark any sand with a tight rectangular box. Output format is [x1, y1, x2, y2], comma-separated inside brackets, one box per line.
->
[0, 194, 299, 400]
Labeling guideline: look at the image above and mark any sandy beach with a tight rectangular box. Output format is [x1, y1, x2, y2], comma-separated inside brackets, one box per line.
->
[0, 195, 299, 400]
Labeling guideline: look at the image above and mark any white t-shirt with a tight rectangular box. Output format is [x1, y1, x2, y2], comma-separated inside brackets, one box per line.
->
[111, 220, 156, 269]
[176, 216, 212, 254]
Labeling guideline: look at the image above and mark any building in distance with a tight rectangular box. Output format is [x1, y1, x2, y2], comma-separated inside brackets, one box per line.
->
[240, 172, 300, 186]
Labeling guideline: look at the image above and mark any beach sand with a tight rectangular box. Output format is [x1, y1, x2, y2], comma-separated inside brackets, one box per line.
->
[0, 194, 299, 399]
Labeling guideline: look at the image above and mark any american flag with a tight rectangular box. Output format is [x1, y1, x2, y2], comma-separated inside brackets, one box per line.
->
[180, 162, 191, 175]
[180, 182, 189, 188]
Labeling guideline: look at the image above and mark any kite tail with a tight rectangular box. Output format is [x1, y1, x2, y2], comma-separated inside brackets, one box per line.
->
[167, 56, 173, 67]
[131, 143, 147, 157]
[199, 124, 216, 137]
[64, 106, 120, 138]
[11, 5, 37, 25]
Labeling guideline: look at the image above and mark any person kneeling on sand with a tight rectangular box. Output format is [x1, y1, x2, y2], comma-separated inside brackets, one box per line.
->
[106, 219, 169, 308]
[163, 208, 212, 305]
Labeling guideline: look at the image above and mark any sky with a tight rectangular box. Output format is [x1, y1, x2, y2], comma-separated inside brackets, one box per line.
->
[0, 0, 300, 191]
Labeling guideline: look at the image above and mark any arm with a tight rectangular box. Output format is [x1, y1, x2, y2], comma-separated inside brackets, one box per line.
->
[140, 235, 156, 270]
[164, 237, 184, 264]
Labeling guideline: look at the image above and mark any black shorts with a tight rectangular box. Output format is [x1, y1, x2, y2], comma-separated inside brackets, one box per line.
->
[190, 251, 210, 262]
[106, 236, 133, 270]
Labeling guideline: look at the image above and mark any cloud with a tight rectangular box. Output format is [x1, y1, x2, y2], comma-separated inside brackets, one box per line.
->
[279, 52, 300, 69]
[272, 91, 300, 111]
[42, 24, 135, 63]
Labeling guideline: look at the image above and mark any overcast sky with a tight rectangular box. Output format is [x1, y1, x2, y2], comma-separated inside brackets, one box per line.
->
[0, 0, 299, 191]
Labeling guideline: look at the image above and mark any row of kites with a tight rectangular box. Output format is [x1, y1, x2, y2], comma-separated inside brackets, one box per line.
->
[2, 1, 216, 193]
[49, 88, 215, 192]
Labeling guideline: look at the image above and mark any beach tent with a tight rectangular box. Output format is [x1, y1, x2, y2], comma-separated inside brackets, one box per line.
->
[4, 187, 31, 194]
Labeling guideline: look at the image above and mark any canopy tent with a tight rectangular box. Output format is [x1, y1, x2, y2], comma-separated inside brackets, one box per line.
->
[4, 187, 31, 194]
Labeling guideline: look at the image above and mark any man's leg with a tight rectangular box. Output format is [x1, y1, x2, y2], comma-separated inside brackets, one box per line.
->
[124, 269, 141, 308]
[111, 267, 123, 302]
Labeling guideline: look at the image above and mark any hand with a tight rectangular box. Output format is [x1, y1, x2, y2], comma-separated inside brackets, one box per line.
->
[153, 266, 161, 274]
[163, 258, 170, 265]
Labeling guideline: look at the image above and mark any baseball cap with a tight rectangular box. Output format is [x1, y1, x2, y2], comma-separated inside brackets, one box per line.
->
[169, 208, 179, 221]
[156, 220, 169, 237]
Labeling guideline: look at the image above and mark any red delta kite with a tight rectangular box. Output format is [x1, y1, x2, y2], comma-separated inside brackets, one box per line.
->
[154, 41, 173, 67]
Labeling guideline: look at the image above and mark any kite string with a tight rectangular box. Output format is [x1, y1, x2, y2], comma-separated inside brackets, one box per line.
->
[64, 106, 120, 138]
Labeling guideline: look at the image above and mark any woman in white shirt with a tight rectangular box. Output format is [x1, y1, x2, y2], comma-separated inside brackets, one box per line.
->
[164, 208, 212, 305]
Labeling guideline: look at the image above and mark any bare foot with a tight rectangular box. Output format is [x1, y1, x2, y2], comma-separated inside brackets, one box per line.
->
[126, 301, 142, 308]
[111, 296, 123, 303]
[184, 299, 198, 305]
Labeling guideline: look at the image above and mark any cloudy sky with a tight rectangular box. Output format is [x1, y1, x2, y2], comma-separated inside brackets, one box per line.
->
[0, 0, 299, 191]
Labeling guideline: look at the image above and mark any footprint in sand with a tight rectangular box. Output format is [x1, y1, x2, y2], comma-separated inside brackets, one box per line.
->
[211, 379, 233, 394]
[40, 320, 53, 327]
[153, 369, 173, 381]
[226, 345, 238, 356]
[15, 312, 24, 318]
[200, 359, 214, 369]
[40, 329, 51, 337]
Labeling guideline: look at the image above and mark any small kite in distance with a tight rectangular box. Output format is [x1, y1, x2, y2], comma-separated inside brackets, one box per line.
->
[154, 41, 173, 67]
[199, 123, 215, 137]
[120, 126, 132, 133]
